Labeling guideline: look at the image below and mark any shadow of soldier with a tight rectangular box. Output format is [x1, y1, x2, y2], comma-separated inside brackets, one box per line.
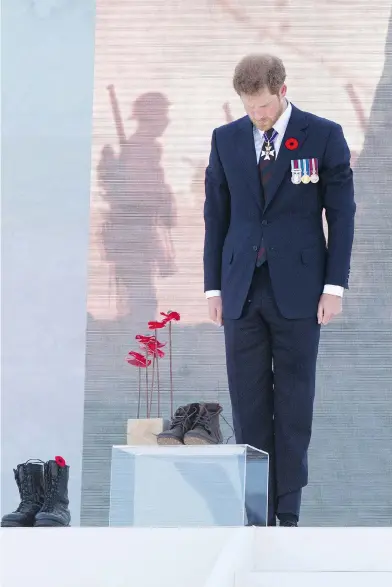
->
[97, 91, 177, 327]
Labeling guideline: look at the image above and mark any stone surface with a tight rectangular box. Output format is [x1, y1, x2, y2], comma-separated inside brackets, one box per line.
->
[126, 418, 169, 446]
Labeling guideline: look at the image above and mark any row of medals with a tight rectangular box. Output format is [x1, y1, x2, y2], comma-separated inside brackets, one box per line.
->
[291, 169, 319, 185]
[263, 140, 320, 185]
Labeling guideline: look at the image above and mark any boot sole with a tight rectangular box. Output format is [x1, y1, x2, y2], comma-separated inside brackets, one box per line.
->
[156, 437, 183, 446]
[183, 435, 218, 445]
[34, 521, 71, 527]
[1, 521, 31, 528]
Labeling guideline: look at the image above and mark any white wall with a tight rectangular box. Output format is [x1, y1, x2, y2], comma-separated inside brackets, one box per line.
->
[1, 0, 96, 524]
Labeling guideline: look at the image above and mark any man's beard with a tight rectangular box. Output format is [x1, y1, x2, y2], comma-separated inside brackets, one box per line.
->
[255, 120, 272, 130]
[254, 99, 287, 130]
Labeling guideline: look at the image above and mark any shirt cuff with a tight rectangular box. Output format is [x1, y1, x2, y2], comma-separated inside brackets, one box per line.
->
[323, 284, 344, 297]
[207, 286, 344, 298]
[205, 290, 221, 298]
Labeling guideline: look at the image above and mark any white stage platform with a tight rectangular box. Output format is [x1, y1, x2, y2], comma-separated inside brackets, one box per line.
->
[1, 527, 391, 587]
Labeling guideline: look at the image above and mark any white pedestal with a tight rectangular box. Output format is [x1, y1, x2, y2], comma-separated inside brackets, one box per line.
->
[109, 444, 269, 527]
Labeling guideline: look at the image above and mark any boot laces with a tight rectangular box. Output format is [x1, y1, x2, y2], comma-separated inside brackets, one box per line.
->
[193, 407, 214, 434]
[15, 459, 44, 511]
[15, 471, 31, 512]
[41, 468, 59, 512]
[170, 406, 197, 430]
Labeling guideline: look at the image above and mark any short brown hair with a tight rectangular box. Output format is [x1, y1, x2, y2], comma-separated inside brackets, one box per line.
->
[233, 54, 286, 96]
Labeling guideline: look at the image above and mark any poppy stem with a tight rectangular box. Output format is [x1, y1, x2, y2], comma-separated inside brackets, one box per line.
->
[169, 321, 173, 418]
[145, 347, 149, 418]
[149, 354, 156, 415]
[137, 367, 141, 419]
[155, 328, 161, 418]
[156, 351, 160, 418]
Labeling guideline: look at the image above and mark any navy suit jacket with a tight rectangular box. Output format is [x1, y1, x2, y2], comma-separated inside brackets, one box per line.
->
[203, 105, 356, 320]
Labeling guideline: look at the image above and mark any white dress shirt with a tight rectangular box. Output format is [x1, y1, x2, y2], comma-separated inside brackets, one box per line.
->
[205, 101, 344, 299]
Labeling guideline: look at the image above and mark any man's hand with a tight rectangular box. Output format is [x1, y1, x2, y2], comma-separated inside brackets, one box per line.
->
[208, 296, 223, 326]
[317, 293, 343, 325]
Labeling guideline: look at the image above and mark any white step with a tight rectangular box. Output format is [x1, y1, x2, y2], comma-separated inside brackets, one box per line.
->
[252, 528, 392, 572]
[237, 571, 392, 587]
[0, 527, 247, 587]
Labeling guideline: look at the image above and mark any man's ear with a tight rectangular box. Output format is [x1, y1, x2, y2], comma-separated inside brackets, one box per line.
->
[280, 84, 287, 98]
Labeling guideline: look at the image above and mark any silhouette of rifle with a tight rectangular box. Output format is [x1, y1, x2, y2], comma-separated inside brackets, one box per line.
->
[107, 84, 126, 145]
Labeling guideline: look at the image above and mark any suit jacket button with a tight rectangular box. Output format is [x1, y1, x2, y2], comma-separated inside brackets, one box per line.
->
[253, 245, 258, 251]
[261, 220, 268, 226]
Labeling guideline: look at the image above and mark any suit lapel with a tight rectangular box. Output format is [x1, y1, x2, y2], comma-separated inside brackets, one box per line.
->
[234, 116, 263, 211]
[264, 105, 309, 209]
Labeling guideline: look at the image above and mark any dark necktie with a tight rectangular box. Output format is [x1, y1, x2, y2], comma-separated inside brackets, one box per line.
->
[256, 127, 277, 267]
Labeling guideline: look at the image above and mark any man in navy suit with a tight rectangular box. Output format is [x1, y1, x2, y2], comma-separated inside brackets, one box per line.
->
[203, 54, 355, 526]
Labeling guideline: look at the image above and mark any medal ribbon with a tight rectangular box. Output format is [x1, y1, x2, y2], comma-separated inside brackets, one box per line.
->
[291, 159, 300, 173]
[301, 159, 309, 176]
[263, 129, 279, 145]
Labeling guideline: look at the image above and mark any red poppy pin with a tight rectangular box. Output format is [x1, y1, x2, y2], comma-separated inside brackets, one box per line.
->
[55, 456, 66, 468]
[285, 138, 299, 150]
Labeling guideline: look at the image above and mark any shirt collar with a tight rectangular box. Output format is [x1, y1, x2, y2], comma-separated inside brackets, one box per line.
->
[255, 100, 292, 138]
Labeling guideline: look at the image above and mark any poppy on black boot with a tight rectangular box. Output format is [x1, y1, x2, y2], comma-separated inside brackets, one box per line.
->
[1, 460, 45, 527]
[184, 402, 223, 445]
[34, 457, 71, 527]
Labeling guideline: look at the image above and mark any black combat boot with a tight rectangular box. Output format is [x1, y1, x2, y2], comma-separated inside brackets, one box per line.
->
[184, 402, 223, 445]
[157, 403, 199, 445]
[34, 458, 71, 527]
[1, 461, 45, 527]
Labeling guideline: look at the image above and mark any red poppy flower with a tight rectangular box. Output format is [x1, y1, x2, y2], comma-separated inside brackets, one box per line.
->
[126, 351, 151, 367]
[148, 320, 166, 330]
[138, 335, 166, 348]
[139, 337, 166, 357]
[285, 137, 299, 150]
[141, 344, 166, 358]
[55, 456, 66, 468]
[135, 334, 154, 344]
[160, 311, 181, 323]
[147, 338, 166, 350]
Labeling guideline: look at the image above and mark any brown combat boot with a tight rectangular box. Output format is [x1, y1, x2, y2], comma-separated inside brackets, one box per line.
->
[157, 403, 199, 445]
[184, 402, 223, 445]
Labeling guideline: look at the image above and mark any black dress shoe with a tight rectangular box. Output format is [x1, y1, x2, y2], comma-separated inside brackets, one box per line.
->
[279, 519, 298, 527]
